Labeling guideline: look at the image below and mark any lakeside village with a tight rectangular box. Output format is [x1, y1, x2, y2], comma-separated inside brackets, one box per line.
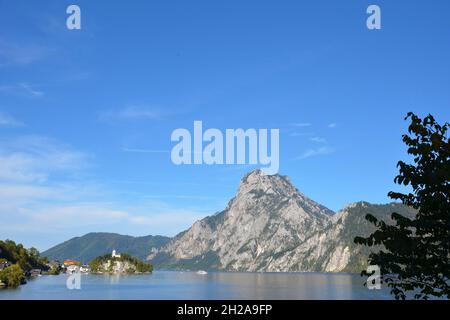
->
[0, 239, 152, 289]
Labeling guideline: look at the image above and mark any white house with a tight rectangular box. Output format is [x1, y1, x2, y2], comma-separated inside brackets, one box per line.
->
[80, 265, 91, 273]
[66, 265, 79, 274]
[112, 249, 121, 258]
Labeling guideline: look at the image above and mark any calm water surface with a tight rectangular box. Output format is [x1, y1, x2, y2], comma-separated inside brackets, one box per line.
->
[0, 271, 392, 300]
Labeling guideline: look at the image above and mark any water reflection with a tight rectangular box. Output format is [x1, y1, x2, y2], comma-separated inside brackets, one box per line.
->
[207, 272, 358, 299]
[0, 271, 392, 300]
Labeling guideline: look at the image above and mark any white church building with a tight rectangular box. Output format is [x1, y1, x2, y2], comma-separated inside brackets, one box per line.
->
[112, 249, 121, 258]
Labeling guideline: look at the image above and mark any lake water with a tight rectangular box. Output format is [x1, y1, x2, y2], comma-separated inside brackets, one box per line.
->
[0, 271, 393, 300]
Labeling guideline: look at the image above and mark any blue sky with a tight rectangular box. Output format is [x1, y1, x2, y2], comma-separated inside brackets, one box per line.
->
[1, 0, 449, 250]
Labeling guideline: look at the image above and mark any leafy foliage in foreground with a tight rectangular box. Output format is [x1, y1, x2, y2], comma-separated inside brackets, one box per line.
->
[0, 240, 48, 272]
[0, 264, 26, 288]
[0, 239, 50, 288]
[355, 113, 449, 300]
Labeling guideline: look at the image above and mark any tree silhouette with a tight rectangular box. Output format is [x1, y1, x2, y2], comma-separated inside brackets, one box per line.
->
[355, 112, 449, 300]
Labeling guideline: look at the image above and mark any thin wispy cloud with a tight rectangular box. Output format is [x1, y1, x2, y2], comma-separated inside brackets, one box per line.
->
[0, 113, 24, 127]
[2, 199, 209, 246]
[143, 194, 218, 201]
[296, 146, 334, 160]
[127, 211, 206, 229]
[289, 132, 313, 137]
[0, 135, 88, 183]
[100, 106, 169, 122]
[0, 40, 49, 67]
[220, 163, 261, 173]
[20, 83, 44, 96]
[328, 122, 337, 128]
[0, 83, 44, 97]
[291, 122, 312, 127]
[310, 137, 327, 143]
[287, 122, 313, 137]
[29, 204, 130, 227]
[0, 184, 57, 202]
[122, 148, 169, 154]
[116, 106, 163, 120]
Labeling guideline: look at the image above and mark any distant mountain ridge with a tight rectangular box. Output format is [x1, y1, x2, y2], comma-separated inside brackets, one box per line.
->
[42, 233, 170, 263]
[148, 170, 416, 272]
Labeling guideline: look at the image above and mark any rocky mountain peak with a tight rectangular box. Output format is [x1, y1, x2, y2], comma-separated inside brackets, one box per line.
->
[149, 170, 340, 271]
[237, 169, 298, 199]
[234, 170, 334, 219]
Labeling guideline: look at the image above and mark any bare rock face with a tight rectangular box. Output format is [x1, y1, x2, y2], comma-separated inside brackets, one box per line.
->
[148, 170, 416, 272]
[96, 260, 137, 274]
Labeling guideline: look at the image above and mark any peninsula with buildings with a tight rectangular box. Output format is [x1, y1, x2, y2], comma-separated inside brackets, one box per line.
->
[1, 243, 153, 289]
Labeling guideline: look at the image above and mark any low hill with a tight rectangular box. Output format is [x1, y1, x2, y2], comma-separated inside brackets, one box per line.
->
[42, 233, 170, 264]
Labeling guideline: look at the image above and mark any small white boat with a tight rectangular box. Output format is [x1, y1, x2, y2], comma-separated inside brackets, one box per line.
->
[196, 270, 208, 275]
